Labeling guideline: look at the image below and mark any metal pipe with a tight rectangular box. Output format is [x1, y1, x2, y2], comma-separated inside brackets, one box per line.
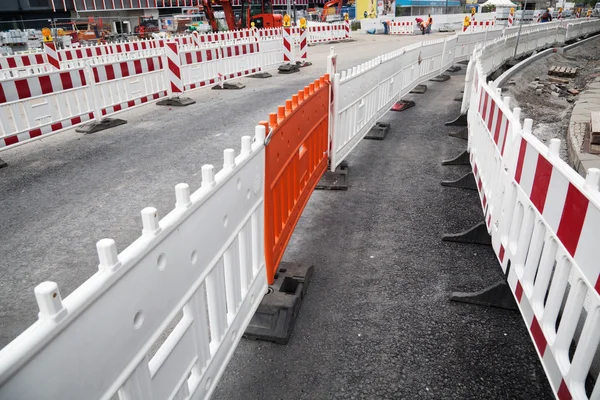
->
[513, 0, 528, 59]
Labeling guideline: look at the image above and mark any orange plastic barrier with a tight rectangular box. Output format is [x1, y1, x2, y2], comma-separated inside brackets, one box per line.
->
[263, 74, 330, 284]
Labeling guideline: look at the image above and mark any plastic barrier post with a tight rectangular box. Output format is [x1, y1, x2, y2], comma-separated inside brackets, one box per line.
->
[283, 27, 293, 63]
[44, 42, 60, 70]
[157, 41, 195, 107]
[299, 28, 308, 63]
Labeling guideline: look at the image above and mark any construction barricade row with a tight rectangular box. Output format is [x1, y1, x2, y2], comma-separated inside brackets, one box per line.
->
[389, 21, 414, 35]
[464, 19, 600, 400]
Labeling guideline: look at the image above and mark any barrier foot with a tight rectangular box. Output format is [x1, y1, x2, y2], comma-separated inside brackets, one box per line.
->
[429, 74, 450, 82]
[244, 262, 314, 344]
[449, 127, 468, 140]
[247, 72, 272, 78]
[316, 160, 348, 191]
[0, 157, 7, 169]
[450, 280, 517, 310]
[442, 150, 470, 165]
[391, 100, 415, 112]
[442, 221, 491, 245]
[296, 61, 312, 68]
[445, 113, 467, 126]
[410, 84, 428, 94]
[278, 63, 300, 74]
[446, 65, 462, 72]
[75, 118, 127, 134]
[440, 171, 477, 190]
[212, 81, 245, 90]
[454, 93, 463, 102]
[364, 122, 390, 140]
[457, 60, 469, 65]
[156, 97, 196, 107]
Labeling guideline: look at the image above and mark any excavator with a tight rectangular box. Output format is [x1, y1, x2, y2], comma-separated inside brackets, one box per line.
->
[201, 0, 282, 31]
[321, 0, 343, 22]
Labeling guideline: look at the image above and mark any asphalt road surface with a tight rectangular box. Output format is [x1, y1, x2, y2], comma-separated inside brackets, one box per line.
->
[0, 32, 552, 399]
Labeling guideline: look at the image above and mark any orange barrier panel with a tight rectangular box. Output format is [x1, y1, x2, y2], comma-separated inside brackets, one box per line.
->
[263, 74, 330, 284]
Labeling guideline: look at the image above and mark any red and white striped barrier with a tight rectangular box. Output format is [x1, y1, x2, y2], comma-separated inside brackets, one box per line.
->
[298, 28, 308, 61]
[471, 20, 496, 31]
[44, 42, 61, 71]
[0, 68, 94, 149]
[166, 41, 184, 95]
[0, 53, 46, 70]
[283, 27, 293, 63]
[344, 20, 351, 39]
[508, 11, 514, 27]
[389, 21, 414, 35]
[219, 42, 262, 81]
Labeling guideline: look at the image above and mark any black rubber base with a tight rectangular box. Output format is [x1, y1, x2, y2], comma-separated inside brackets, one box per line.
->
[445, 113, 468, 126]
[278, 63, 300, 74]
[449, 127, 468, 140]
[442, 221, 491, 246]
[442, 150, 470, 166]
[75, 118, 127, 134]
[364, 122, 390, 140]
[454, 94, 463, 102]
[446, 65, 462, 72]
[244, 261, 314, 344]
[0, 156, 7, 169]
[457, 60, 469, 65]
[410, 84, 427, 94]
[429, 74, 451, 82]
[212, 81, 245, 90]
[156, 97, 196, 107]
[247, 72, 272, 78]
[450, 280, 518, 310]
[441, 171, 477, 190]
[316, 161, 348, 190]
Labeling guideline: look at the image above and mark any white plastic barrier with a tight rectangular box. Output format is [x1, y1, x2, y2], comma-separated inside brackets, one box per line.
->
[91, 55, 168, 117]
[0, 67, 95, 149]
[219, 42, 263, 81]
[389, 21, 414, 35]
[463, 18, 600, 400]
[180, 46, 223, 91]
[0, 128, 268, 400]
[329, 35, 457, 170]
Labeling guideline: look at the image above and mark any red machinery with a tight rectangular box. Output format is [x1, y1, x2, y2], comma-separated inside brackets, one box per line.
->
[321, 0, 343, 21]
[202, 0, 282, 31]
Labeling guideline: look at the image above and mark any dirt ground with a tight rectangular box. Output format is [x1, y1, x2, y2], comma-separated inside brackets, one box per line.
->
[501, 37, 600, 163]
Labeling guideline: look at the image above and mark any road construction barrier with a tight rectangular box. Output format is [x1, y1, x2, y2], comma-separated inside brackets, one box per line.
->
[219, 42, 263, 82]
[389, 21, 414, 35]
[0, 52, 46, 71]
[179, 45, 222, 91]
[463, 18, 600, 400]
[0, 67, 94, 150]
[263, 75, 330, 284]
[0, 130, 268, 400]
[283, 27, 293, 63]
[471, 20, 496, 31]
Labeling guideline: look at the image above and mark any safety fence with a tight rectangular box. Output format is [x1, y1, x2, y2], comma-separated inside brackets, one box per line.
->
[0, 17, 599, 400]
[389, 21, 414, 35]
[462, 20, 600, 400]
[0, 38, 283, 150]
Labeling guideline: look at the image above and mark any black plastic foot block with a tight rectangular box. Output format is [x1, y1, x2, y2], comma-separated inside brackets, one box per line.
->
[296, 61, 312, 68]
[446, 65, 462, 72]
[316, 161, 348, 190]
[445, 113, 467, 126]
[458, 60, 469, 65]
[429, 74, 450, 82]
[454, 94, 463, 102]
[212, 81, 245, 90]
[75, 118, 127, 134]
[442, 221, 491, 246]
[364, 122, 390, 140]
[449, 127, 468, 140]
[244, 262, 314, 344]
[0, 157, 7, 169]
[391, 100, 415, 112]
[248, 72, 272, 78]
[278, 63, 300, 74]
[442, 149, 470, 166]
[156, 97, 196, 107]
[441, 171, 477, 190]
[450, 280, 518, 310]
[410, 84, 427, 94]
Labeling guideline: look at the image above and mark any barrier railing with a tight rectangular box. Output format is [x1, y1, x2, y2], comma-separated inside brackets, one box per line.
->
[263, 75, 330, 284]
[465, 19, 600, 400]
[389, 21, 414, 35]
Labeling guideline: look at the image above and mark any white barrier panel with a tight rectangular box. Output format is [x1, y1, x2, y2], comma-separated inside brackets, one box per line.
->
[464, 19, 600, 400]
[0, 128, 268, 400]
[219, 42, 263, 81]
[418, 38, 446, 82]
[91, 56, 168, 117]
[389, 21, 414, 35]
[0, 52, 46, 70]
[180, 46, 222, 91]
[0, 68, 94, 150]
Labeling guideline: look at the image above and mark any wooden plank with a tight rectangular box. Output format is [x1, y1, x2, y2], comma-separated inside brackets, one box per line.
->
[591, 111, 600, 134]
[549, 76, 570, 84]
[549, 66, 557, 75]
[558, 66, 567, 76]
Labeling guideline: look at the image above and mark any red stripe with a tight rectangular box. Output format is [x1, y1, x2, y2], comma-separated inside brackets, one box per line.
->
[51, 122, 63, 131]
[556, 184, 588, 257]
[39, 75, 53, 94]
[186, 53, 192, 65]
[114, 104, 122, 112]
[206, 50, 212, 61]
[478, 177, 482, 191]
[153, 92, 159, 99]
[120, 62, 130, 78]
[483, 195, 487, 209]
[79, 70, 86, 86]
[35, 54, 44, 64]
[0, 84, 6, 104]
[557, 380, 572, 400]
[515, 281, 523, 302]
[72, 116, 82, 125]
[134, 60, 142, 75]
[478, 90, 485, 114]
[60, 72, 73, 90]
[530, 318, 547, 357]
[93, 68, 100, 84]
[514, 139, 527, 183]
[487, 102, 496, 132]
[499, 245, 505, 262]
[482, 92, 490, 121]
[106, 65, 115, 81]
[22, 56, 31, 67]
[493, 108, 503, 144]
[128, 100, 135, 107]
[7, 58, 17, 69]
[141, 96, 148, 104]
[29, 129, 42, 138]
[530, 156, 552, 213]
[15, 79, 31, 99]
[4, 135, 18, 146]
[147, 58, 155, 72]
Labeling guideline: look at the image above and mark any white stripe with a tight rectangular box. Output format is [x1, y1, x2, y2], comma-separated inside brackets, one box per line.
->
[542, 169, 568, 232]
[574, 204, 600, 281]
[95, 66, 108, 83]
[27, 76, 42, 98]
[49, 72, 63, 92]
[520, 143, 538, 197]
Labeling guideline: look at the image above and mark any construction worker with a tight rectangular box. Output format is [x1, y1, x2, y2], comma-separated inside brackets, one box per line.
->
[415, 17, 425, 34]
[426, 14, 432, 34]
[540, 8, 553, 22]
